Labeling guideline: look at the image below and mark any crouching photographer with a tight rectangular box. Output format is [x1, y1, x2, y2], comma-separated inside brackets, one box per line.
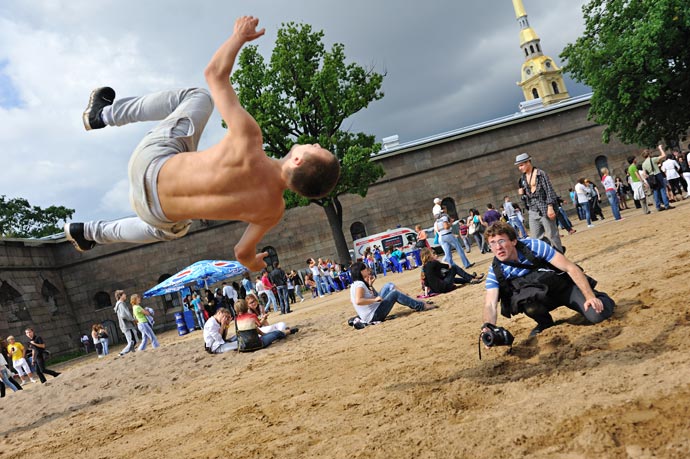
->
[480, 222, 615, 350]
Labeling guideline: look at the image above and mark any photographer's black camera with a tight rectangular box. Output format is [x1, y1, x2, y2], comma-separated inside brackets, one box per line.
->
[480, 323, 514, 347]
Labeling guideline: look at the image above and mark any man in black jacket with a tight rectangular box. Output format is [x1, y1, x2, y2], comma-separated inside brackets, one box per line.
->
[269, 261, 290, 314]
[24, 328, 61, 383]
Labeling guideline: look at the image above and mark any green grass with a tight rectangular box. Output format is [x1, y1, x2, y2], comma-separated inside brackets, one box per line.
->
[48, 350, 87, 365]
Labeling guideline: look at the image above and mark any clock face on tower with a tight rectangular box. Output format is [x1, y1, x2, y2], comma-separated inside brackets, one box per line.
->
[525, 68, 531, 76]
[545, 60, 552, 68]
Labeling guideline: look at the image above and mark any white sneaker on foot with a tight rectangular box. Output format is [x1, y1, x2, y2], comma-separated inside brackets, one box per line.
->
[300, 298, 305, 303]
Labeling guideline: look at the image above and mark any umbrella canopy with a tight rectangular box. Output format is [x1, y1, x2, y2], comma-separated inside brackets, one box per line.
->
[143, 260, 247, 298]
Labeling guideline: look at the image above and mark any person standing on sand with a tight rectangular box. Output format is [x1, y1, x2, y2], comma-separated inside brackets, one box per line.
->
[114, 290, 138, 356]
[515, 153, 563, 253]
[131, 294, 159, 351]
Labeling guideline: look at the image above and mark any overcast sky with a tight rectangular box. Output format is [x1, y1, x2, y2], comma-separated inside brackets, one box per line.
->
[0, 0, 590, 224]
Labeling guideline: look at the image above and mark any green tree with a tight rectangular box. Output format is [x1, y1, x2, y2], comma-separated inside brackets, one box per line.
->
[561, 0, 690, 146]
[0, 195, 74, 239]
[231, 22, 385, 264]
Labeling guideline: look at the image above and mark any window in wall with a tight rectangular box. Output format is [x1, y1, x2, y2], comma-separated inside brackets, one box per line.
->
[350, 221, 367, 241]
[536, 43, 541, 53]
[158, 273, 175, 312]
[94, 291, 112, 310]
[552, 81, 560, 94]
[532, 88, 539, 99]
[261, 246, 279, 272]
[0, 280, 30, 322]
[41, 279, 60, 315]
[440, 198, 458, 221]
[595, 155, 609, 178]
[530, 45, 535, 54]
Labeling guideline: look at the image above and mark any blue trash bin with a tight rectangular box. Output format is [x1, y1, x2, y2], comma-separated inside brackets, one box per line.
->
[174, 312, 189, 336]
[183, 310, 197, 331]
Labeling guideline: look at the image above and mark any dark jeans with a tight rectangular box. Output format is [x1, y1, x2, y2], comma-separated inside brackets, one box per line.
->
[33, 355, 60, 383]
[444, 264, 474, 285]
[522, 285, 615, 328]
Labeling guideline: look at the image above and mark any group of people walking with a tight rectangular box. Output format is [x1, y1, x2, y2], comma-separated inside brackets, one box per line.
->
[1, 328, 61, 397]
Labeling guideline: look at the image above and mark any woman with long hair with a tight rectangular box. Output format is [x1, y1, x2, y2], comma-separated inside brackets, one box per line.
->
[349, 261, 435, 324]
[420, 248, 484, 294]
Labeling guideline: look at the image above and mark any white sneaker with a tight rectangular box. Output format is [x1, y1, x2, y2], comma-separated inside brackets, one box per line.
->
[30, 378, 38, 383]
[587, 224, 595, 228]
[300, 298, 305, 303]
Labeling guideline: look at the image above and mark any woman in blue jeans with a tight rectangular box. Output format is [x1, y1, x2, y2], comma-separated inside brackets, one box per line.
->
[349, 262, 436, 324]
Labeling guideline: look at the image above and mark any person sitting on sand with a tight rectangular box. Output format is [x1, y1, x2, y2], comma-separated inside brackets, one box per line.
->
[420, 248, 484, 294]
[234, 299, 297, 350]
[349, 261, 436, 325]
[481, 222, 615, 340]
[245, 293, 297, 335]
[203, 307, 237, 354]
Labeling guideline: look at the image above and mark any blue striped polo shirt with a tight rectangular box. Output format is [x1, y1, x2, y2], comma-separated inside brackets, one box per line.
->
[485, 238, 556, 290]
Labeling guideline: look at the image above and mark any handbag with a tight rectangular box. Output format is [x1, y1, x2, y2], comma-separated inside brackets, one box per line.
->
[236, 329, 263, 352]
[235, 314, 264, 352]
[646, 173, 659, 190]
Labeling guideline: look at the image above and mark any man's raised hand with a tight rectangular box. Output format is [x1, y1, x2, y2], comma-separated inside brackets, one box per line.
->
[234, 16, 265, 43]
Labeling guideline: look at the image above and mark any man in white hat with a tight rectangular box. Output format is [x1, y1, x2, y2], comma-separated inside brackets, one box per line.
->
[514, 153, 563, 252]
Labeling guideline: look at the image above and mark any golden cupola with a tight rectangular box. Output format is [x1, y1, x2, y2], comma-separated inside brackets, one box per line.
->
[513, 0, 569, 105]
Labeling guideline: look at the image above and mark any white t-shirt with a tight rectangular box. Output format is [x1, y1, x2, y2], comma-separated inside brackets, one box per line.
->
[574, 182, 589, 203]
[601, 175, 616, 191]
[222, 285, 238, 302]
[350, 281, 379, 323]
[504, 201, 516, 218]
[661, 159, 680, 180]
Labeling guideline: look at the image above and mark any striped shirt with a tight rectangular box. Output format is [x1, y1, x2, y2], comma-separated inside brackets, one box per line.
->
[485, 238, 556, 290]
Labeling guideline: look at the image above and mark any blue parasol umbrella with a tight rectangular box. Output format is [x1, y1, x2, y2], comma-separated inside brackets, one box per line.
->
[143, 260, 247, 298]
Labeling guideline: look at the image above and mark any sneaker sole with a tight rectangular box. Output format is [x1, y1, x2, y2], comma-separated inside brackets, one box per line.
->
[82, 88, 100, 131]
[64, 223, 91, 252]
[82, 87, 114, 131]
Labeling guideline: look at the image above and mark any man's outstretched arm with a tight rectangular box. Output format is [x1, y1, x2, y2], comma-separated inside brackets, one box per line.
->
[204, 16, 265, 136]
[234, 222, 272, 272]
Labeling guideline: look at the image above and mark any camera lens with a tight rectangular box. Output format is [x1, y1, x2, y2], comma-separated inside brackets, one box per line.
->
[481, 331, 496, 347]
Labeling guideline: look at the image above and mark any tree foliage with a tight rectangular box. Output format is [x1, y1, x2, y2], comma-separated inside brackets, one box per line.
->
[561, 0, 690, 146]
[231, 22, 386, 263]
[0, 195, 74, 239]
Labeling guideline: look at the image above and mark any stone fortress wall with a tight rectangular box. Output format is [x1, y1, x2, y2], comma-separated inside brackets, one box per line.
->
[0, 100, 639, 355]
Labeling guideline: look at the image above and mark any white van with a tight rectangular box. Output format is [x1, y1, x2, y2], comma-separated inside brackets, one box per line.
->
[353, 228, 418, 260]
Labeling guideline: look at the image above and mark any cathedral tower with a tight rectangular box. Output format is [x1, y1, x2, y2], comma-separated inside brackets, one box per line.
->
[513, 0, 569, 105]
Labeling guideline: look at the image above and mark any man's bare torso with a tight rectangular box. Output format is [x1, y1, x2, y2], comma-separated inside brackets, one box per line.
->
[156, 135, 285, 227]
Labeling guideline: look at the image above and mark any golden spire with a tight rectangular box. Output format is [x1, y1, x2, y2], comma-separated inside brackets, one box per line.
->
[512, 0, 527, 19]
[512, 0, 570, 106]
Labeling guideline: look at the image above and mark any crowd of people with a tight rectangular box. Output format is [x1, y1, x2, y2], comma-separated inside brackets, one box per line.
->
[1, 328, 62, 397]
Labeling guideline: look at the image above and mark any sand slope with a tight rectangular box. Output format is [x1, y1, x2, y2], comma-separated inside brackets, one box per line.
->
[1, 201, 689, 459]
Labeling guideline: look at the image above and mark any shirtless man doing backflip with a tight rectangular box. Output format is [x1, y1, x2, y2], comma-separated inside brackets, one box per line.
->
[65, 16, 341, 271]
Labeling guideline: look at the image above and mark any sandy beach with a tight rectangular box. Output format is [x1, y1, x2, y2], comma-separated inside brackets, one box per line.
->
[1, 200, 689, 459]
